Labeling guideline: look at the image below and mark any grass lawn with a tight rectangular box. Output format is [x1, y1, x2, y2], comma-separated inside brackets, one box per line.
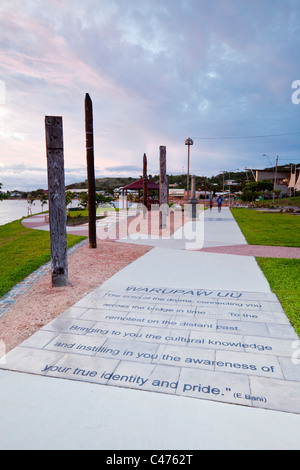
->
[231, 208, 300, 337]
[257, 258, 300, 338]
[66, 209, 107, 226]
[231, 208, 300, 247]
[274, 196, 300, 207]
[0, 219, 86, 298]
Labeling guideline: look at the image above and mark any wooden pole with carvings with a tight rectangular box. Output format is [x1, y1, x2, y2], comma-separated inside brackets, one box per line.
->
[45, 116, 68, 287]
[143, 153, 148, 215]
[159, 145, 167, 229]
[85, 93, 97, 249]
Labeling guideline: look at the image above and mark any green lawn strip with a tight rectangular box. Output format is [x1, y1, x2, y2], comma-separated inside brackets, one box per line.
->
[230, 209, 300, 337]
[0, 219, 86, 298]
[274, 196, 300, 208]
[67, 208, 119, 218]
[256, 258, 300, 338]
[67, 209, 89, 217]
[231, 208, 300, 247]
[66, 209, 107, 226]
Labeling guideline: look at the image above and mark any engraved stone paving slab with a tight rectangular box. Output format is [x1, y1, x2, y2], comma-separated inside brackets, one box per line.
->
[1, 281, 300, 414]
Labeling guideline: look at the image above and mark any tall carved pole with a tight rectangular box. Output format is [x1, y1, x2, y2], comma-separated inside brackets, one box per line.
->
[143, 153, 148, 209]
[85, 93, 97, 249]
[45, 116, 68, 287]
[159, 146, 167, 229]
[190, 175, 198, 219]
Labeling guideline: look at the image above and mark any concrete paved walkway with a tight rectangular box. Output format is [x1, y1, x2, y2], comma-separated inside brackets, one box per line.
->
[21, 209, 139, 238]
[22, 207, 300, 258]
[1, 207, 300, 450]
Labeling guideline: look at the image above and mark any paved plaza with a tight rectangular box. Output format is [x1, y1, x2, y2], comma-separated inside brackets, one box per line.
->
[1, 207, 300, 450]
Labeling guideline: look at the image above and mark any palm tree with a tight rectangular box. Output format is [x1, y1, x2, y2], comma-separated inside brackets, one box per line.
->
[40, 193, 48, 212]
[27, 194, 35, 216]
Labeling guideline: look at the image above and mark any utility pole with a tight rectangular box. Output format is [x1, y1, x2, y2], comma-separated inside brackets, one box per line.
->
[185, 138, 193, 202]
[273, 155, 279, 205]
[85, 93, 97, 249]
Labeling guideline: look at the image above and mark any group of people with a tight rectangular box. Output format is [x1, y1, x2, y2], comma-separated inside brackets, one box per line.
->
[209, 194, 223, 212]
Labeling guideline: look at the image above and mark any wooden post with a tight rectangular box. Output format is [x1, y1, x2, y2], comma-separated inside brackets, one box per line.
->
[45, 116, 68, 287]
[85, 93, 97, 249]
[190, 175, 198, 219]
[143, 153, 148, 217]
[159, 146, 167, 229]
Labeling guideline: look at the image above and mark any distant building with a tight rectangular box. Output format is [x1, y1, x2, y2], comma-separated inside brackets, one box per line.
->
[288, 172, 300, 194]
[168, 189, 185, 201]
[168, 189, 206, 203]
[249, 168, 300, 196]
[10, 191, 23, 198]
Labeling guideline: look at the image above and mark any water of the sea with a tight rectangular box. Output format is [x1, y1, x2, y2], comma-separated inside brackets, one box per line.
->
[0, 199, 51, 226]
[0, 199, 135, 226]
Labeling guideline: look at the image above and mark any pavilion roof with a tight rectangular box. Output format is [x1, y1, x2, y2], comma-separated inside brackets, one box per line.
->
[121, 178, 159, 190]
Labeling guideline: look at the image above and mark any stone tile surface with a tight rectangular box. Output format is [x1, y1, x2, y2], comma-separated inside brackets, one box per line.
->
[1, 281, 300, 415]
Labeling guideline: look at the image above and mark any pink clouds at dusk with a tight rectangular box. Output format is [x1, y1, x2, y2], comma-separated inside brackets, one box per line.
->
[0, 0, 299, 190]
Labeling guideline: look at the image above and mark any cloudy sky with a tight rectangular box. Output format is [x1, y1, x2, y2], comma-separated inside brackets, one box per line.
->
[0, 0, 299, 191]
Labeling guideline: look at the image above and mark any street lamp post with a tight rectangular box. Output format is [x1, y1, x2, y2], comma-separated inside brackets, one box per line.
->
[185, 138, 194, 202]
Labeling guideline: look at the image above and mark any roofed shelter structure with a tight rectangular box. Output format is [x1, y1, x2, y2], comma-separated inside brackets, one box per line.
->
[120, 178, 159, 209]
[120, 153, 160, 210]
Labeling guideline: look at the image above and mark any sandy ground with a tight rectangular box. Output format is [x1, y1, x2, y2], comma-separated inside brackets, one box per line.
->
[0, 240, 151, 353]
[7, 207, 278, 356]
[1, 208, 299, 355]
[1, 210, 188, 354]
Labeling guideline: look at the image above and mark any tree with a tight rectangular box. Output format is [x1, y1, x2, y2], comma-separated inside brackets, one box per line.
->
[241, 180, 273, 201]
[78, 192, 114, 210]
[256, 180, 273, 192]
[95, 193, 114, 207]
[78, 192, 88, 209]
[65, 190, 75, 207]
[40, 193, 48, 212]
[241, 189, 255, 202]
[27, 194, 35, 215]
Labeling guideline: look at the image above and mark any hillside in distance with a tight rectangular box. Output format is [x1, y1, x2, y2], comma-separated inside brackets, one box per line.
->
[66, 176, 140, 192]
[66, 171, 249, 193]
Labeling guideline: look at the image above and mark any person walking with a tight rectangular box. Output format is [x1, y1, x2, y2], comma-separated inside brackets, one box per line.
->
[217, 195, 223, 212]
[209, 193, 213, 211]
